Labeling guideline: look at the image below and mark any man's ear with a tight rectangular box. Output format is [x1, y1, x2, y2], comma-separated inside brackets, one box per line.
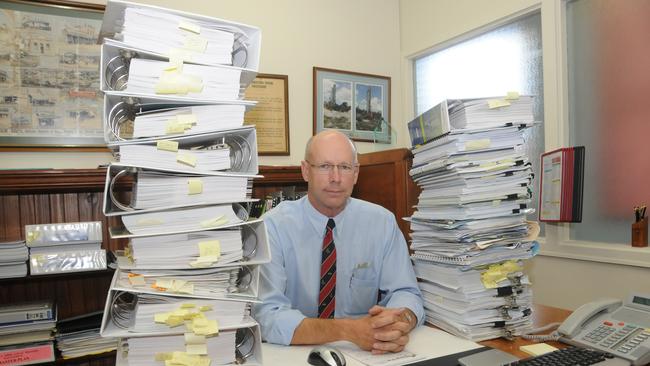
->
[300, 160, 310, 182]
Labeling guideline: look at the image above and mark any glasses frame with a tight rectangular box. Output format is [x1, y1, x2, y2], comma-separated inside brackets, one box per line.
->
[305, 160, 359, 175]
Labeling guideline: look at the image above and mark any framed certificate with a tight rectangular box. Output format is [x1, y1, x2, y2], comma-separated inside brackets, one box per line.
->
[244, 73, 290, 155]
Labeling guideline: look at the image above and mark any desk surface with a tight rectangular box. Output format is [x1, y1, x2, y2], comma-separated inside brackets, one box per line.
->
[480, 303, 571, 358]
[262, 303, 572, 365]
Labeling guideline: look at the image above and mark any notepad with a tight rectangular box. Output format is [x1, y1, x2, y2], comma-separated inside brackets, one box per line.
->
[519, 343, 558, 357]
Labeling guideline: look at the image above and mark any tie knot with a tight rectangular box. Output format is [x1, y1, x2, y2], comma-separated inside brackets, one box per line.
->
[327, 218, 335, 230]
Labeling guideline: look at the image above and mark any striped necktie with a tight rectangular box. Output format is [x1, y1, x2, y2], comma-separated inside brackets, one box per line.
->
[318, 218, 336, 318]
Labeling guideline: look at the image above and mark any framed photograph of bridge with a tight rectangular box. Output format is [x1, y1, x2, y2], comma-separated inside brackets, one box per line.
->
[313, 67, 391, 143]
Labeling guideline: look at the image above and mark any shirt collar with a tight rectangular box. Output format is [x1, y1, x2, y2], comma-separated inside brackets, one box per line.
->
[301, 195, 350, 235]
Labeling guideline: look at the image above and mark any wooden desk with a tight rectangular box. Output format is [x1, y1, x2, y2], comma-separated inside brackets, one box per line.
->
[479, 303, 572, 359]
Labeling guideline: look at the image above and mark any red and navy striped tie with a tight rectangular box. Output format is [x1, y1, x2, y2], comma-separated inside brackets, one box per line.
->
[318, 218, 336, 319]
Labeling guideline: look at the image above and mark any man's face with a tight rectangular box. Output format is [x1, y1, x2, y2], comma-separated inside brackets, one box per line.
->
[301, 134, 359, 217]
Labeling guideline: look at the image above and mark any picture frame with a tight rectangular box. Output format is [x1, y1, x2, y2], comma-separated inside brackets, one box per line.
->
[243, 73, 290, 155]
[313, 67, 391, 143]
[0, 0, 106, 150]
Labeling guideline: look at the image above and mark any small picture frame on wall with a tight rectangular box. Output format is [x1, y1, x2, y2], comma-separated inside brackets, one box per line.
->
[313, 67, 391, 143]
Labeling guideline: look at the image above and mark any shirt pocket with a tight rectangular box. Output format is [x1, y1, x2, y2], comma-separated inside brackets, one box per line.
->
[342, 269, 378, 316]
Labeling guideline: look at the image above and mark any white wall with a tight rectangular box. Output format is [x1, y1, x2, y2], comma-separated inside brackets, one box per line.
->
[1, 0, 404, 169]
[398, 0, 650, 310]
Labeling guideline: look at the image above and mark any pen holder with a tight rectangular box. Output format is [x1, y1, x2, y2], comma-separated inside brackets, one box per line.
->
[631, 217, 648, 247]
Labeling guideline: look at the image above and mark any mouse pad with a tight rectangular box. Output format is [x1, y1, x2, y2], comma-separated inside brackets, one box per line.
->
[403, 347, 490, 366]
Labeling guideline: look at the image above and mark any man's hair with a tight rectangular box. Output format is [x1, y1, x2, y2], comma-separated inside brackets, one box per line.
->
[304, 131, 358, 163]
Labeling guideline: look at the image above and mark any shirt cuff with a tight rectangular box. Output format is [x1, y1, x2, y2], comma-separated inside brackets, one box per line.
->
[261, 309, 307, 345]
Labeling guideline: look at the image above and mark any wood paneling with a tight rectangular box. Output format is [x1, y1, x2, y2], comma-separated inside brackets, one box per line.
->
[0, 152, 416, 364]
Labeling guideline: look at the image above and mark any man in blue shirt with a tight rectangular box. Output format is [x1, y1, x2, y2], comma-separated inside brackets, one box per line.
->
[253, 130, 425, 354]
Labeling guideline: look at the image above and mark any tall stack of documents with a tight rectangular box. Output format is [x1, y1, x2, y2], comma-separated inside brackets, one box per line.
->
[407, 94, 540, 341]
[98, 1, 265, 364]
[0, 240, 28, 278]
[0, 301, 57, 365]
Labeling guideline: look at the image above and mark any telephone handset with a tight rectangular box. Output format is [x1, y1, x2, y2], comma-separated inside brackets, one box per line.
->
[556, 294, 650, 366]
[557, 298, 622, 338]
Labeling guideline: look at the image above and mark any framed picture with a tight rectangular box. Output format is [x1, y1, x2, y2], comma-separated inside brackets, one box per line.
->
[243, 73, 290, 155]
[313, 67, 391, 143]
[0, 0, 105, 150]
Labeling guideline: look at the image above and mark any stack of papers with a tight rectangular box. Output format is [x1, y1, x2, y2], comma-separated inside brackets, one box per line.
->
[407, 94, 539, 341]
[25, 222, 107, 275]
[120, 7, 241, 66]
[56, 311, 117, 359]
[98, 2, 266, 364]
[0, 240, 28, 278]
[132, 104, 247, 139]
[124, 59, 243, 100]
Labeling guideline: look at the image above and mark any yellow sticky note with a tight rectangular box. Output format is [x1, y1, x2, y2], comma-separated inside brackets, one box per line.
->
[154, 313, 170, 323]
[189, 260, 212, 268]
[169, 48, 194, 63]
[184, 34, 208, 52]
[163, 61, 183, 72]
[178, 20, 201, 34]
[188, 179, 203, 195]
[191, 318, 219, 336]
[519, 343, 558, 357]
[505, 91, 520, 100]
[184, 333, 206, 345]
[157, 140, 179, 152]
[180, 74, 203, 93]
[464, 139, 491, 151]
[177, 114, 197, 125]
[155, 352, 173, 361]
[199, 305, 212, 312]
[136, 218, 164, 227]
[128, 274, 146, 286]
[165, 315, 185, 327]
[181, 303, 196, 309]
[198, 240, 220, 257]
[177, 152, 197, 167]
[155, 279, 174, 289]
[480, 261, 522, 288]
[488, 99, 511, 109]
[200, 215, 227, 228]
[165, 122, 187, 135]
[186, 344, 208, 355]
[26, 230, 40, 244]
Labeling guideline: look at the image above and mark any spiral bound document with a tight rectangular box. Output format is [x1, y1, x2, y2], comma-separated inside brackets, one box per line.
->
[100, 0, 261, 70]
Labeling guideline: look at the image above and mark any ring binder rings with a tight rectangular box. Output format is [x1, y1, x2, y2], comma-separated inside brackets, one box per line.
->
[99, 0, 261, 70]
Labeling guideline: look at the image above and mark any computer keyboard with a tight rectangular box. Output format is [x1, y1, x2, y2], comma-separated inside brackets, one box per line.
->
[504, 346, 631, 365]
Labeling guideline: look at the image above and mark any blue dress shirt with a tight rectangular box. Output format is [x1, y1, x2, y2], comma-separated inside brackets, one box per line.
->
[252, 196, 425, 345]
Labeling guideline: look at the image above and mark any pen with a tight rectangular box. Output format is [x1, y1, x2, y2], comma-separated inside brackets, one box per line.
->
[641, 205, 647, 219]
[635, 206, 640, 222]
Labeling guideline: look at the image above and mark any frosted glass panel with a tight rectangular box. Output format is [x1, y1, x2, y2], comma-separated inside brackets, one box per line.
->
[413, 13, 544, 225]
[567, 0, 650, 243]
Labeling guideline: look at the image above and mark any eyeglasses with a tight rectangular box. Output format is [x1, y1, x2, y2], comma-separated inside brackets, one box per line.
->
[307, 161, 358, 175]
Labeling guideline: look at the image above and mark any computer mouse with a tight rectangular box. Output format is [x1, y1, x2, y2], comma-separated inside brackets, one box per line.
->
[307, 345, 346, 366]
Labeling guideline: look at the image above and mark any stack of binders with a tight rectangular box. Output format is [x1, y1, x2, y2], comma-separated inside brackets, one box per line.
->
[0, 240, 28, 278]
[25, 222, 107, 275]
[0, 301, 57, 365]
[97, 1, 266, 364]
[406, 94, 540, 341]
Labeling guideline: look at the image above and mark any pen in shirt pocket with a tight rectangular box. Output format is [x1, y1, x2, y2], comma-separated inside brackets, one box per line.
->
[349, 262, 370, 287]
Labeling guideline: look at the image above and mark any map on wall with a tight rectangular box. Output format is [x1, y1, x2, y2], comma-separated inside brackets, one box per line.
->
[0, 7, 103, 146]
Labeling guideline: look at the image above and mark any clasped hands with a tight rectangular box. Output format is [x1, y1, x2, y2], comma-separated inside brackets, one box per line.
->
[349, 305, 416, 354]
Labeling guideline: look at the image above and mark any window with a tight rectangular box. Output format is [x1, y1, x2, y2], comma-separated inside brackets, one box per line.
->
[413, 12, 544, 220]
[566, 0, 650, 244]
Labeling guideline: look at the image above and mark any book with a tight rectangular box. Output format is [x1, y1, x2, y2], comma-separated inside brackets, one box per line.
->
[0, 342, 55, 366]
[0, 301, 54, 326]
[538, 146, 585, 222]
